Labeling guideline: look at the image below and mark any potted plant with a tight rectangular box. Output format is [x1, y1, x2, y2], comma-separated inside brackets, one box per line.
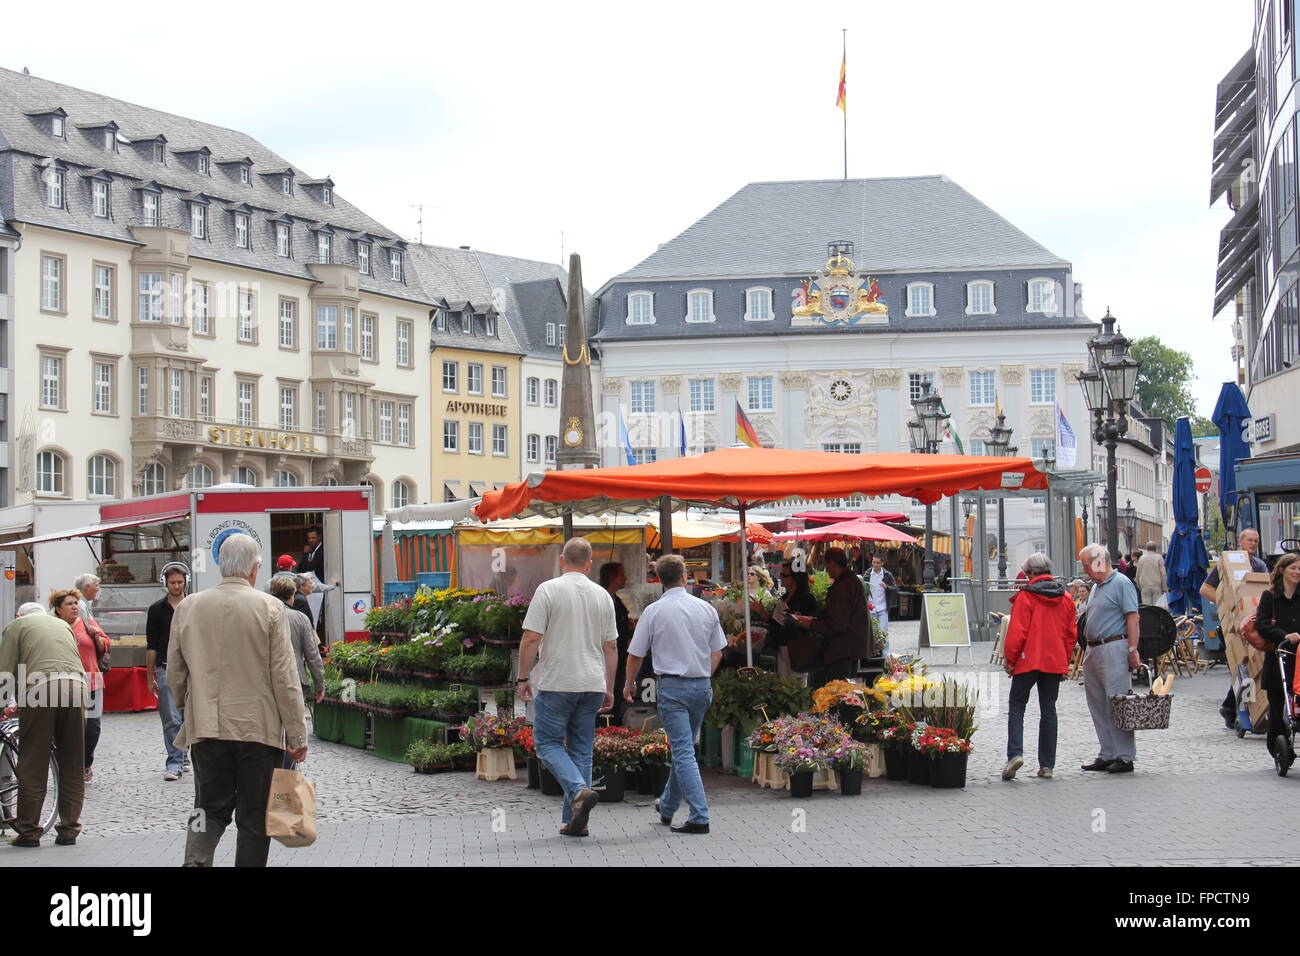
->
[773, 743, 825, 798]
[829, 737, 868, 796]
[905, 724, 933, 785]
[916, 727, 973, 789]
[638, 730, 672, 795]
[450, 741, 477, 771]
[878, 721, 916, 781]
[853, 709, 904, 778]
[593, 727, 639, 803]
[444, 650, 512, 685]
[478, 593, 529, 644]
[459, 711, 527, 751]
[406, 739, 453, 773]
[771, 712, 842, 798]
[812, 679, 887, 729]
[514, 725, 540, 789]
[355, 680, 412, 717]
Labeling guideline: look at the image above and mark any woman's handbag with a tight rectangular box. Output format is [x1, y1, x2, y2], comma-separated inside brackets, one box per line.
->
[89, 622, 111, 674]
[1241, 609, 1277, 652]
[1109, 666, 1173, 730]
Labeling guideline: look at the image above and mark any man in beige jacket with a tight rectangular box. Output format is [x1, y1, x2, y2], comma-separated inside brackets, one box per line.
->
[1134, 542, 1167, 607]
[169, 532, 307, 867]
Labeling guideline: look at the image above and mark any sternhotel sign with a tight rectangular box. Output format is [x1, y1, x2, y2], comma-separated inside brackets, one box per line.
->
[208, 426, 322, 454]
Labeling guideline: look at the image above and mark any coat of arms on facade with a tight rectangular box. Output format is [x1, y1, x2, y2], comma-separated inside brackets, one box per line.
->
[791, 241, 888, 327]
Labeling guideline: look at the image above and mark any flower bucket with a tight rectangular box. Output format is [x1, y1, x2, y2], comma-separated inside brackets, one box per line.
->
[539, 764, 564, 796]
[789, 770, 815, 798]
[646, 764, 670, 796]
[836, 768, 864, 795]
[526, 756, 541, 790]
[700, 724, 722, 767]
[906, 747, 932, 785]
[930, 751, 969, 789]
[734, 717, 759, 778]
[719, 726, 736, 774]
[883, 746, 909, 781]
[594, 766, 626, 803]
[635, 767, 655, 795]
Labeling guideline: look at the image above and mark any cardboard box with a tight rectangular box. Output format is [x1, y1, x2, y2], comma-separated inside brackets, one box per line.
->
[1226, 632, 1245, 672]
[1217, 551, 1252, 595]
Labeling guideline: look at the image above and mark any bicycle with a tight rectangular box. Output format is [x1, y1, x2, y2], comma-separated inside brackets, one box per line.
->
[0, 717, 60, 837]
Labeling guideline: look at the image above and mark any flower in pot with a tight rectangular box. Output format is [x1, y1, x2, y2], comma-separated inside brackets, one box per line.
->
[828, 737, 868, 795]
[460, 711, 527, 751]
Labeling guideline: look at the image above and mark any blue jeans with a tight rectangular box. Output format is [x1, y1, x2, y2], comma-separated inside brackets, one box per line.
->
[1007, 670, 1062, 768]
[657, 676, 712, 825]
[155, 666, 186, 773]
[532, 690, 604, 825]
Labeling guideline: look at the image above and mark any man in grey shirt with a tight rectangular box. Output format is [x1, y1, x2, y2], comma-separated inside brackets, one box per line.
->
[624, 554, 726, 834]
[1077, 543, 1141, 773]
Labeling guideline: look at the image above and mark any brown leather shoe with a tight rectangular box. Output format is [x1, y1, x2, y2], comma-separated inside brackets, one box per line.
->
[568, 788, 599, 833]
[558, 823, 588, 837]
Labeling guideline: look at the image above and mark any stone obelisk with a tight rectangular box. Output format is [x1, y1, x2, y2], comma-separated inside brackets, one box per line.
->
[555, 253, 600, 471]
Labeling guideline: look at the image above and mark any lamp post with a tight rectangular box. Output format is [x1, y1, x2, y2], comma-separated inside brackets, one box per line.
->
[1076, 309, 1140, 563]
[910, 381, 950, 589]
[1123, 498, 1138, 554]
[1082, 498, 1090, 543]
[1097, 489, 1110, 549]
[987, 411, 1015, 580]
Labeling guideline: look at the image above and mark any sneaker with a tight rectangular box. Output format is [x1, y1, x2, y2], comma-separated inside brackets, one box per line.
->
[1037, 768, 1053, 779]
[1001, 756, 1024, 780]
[164, 770, 180, 782]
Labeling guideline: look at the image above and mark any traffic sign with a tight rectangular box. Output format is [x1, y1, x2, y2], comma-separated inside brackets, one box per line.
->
[1195, 467, 1212, 494]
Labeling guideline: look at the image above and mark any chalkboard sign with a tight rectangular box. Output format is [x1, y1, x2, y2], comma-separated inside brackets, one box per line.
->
[918, 593, 972, 648]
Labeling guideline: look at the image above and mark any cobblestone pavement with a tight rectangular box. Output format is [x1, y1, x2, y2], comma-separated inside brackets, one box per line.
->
[5, 622, 1298, 866]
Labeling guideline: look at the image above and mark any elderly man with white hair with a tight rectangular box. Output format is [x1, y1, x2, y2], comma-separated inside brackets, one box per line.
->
[1076, 543, 1141, 774]
[168, 532, 307, 867]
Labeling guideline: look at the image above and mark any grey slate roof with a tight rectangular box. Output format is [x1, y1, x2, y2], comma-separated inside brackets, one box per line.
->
[408, 243, 525, 358]
[609, 176, 1071, 283]
[0, 66, 431, 306]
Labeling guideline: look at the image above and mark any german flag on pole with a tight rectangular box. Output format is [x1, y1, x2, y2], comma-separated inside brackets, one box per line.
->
[836, 52, 846, 111]
[736, 401, 761, 448]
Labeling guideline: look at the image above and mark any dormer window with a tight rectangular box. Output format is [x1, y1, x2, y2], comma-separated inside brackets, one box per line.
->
[240, 164, 250, 185]
[103, 128, 115, 151]
[93, 180, 110, 218]
[190, 202, 206, 240]
[276, 222, 291, 258]
[486, 315, 497, 337]
[154, 142, 165, 164]
[389, 249, 403, 282]
[317, 233, 331, 263]
[281, 175, 292, 196]
[358, 242, 371, 275]
[462, 311, 473, 334]
[235, 212, 250, 249]
[141, 190, 160, 227]
[51, 115, 64, 137]
[322, 186, 332, 205]
[198, 155, 209, 175]
[46, 168, 64, 209]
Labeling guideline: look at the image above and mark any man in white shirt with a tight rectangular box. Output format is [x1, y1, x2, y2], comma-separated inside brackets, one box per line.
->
[517, 538, 618, 837]
[624, 554, 726, 834]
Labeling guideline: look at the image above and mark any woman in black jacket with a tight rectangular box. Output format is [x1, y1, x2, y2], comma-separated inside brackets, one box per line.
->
[750, 563, 819, 676]
[1254, 553, 1300, 753]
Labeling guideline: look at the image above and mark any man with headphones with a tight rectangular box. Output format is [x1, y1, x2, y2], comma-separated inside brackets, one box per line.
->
[146, 562, 191, 781]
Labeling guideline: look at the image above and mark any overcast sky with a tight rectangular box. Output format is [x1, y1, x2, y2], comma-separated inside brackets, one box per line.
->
[4, 0, 1251, 415]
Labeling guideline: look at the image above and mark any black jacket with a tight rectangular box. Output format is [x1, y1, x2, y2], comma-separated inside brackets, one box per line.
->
[808, 573, 875, 663]
[767, 588, 819, 647]
[1255, 588, 1300, 693]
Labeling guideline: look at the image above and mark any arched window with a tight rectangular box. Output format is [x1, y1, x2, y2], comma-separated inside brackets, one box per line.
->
[322, 476, 339, 487]
[232, 466, 257, 486]
[36, 450, 64, 495]
[87, 455, 116, 497]
[274, 470, 298, 487]
[141, 462, 166, 496]
[392, 480, 410, 509]
[188, 463, 213, 489]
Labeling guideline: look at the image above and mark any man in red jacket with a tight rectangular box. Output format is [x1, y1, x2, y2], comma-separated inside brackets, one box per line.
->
[1002, 553, 1079, 780]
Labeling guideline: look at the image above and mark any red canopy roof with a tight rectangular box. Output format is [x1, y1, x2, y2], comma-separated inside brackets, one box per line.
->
[474, 448, 1044, 521]
[773, 518, 919, 544]
[792, 510, 909, 525]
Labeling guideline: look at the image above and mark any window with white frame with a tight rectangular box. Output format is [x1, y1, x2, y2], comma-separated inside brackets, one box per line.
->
[280, 387, 297, 430]
[545, 435, 557, 464]
[435, 311, 447, 332]
[378, 401, 393, 443]
[93, 180, 109, 218]
[442, 361, 458, 392]
[276, 222, 291, 257]
[389, 249, 403, 281]
[745, 287, 774, 322]
[544, 379, 557, 407]
[197, 154, 209, 175]
[491, 366, 507, 398]
[153, 142, 165, 164]
[192, 283, 210, 334]
[361, 314, 375, 360]
[137, 367, 150, 415]
[443, 420, 459, 452]
[1029, 368, 1056, 404]
[233, 466, 257, 486]
[274, 470, 298, 488]
[239, 164, 250, 185]
[546, 323, 556, 346]
[686, 289, 714, 323]
[199, 376, 211, 421]
[138, 272, 163, 322]
[322, 185, 332, 205]
[341, 393, 356, 435]
[238, 289, 255, 342]
[747, 376, 774, 411]
[36, 451, 64, 495]
[527, 434, 540, 462]
[190, 202, 206, 240]
[40, 355, 62, 408]
[626, 292, 654, 324]
[397, 321, 411, 366]
[317, 233, 331, 263]
[559, 325, 566, 346]
[281, 174, 292, 195]
[41, 256, 61, 311]
[633, 448, 658, 464]
[279, 300, 296, 348]
[141, 463, 165, 496]
[1030, 438, 1054, 460]
[142, 191, 159, 226]
[968, 439, 988, 456]
[46, 169, 63, 208]
[461, 311, 473, 334]
[468, 421, 484, 454]
[969, 371, 995, 406]
[398, 404, 411, 445]
[486, 315, 497, 337]
[966, 280, 995, 315]
[821, 443, 863, 454]
[906, 282, 935, 317]
[526, 377, 539, 405]
[689, 378, 715, 412]
[237, 381, 255, 426]
[103, 129, 115, 150]
[492, 424, 508, 456]
[907, 371, 935, 403]
[93, 265, 113, 319]
[358, 242, 371, 275]
[189, 463, 213, 489]
[51, 116, 64, 138]
[343, 307, 355, 352]
[467, 363, 483, 395]
[170, 274, 183, 325]
[87, 455, 116, 497]
[392, 480, 409, 509]
[93, 362, 114, 414]
[315, 391, 327, 433]
[630, 380, 656, 414]
[316, 305, 337, 350]
[1027, 279, 1057, 314]
[235, 213, 249, 249]
[168, 369, 184, 417]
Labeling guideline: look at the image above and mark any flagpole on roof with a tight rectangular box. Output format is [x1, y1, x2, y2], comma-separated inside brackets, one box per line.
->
[840, 28, 848, 181]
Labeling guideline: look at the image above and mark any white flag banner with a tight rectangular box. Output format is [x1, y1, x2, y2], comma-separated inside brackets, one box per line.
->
[1055, 402, 1078, 468]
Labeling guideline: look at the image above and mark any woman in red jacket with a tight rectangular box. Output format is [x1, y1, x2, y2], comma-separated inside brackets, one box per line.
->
[1001, 553, 1078, 781]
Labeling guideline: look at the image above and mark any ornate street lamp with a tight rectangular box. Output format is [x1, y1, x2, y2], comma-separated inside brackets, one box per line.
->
[1097, 489, 1110, 547]
[1077, 309, 1141, 562]
[910, 381, 950, 588]
[987, 411, 1014, 579]
[1124, 498, 1138, 553]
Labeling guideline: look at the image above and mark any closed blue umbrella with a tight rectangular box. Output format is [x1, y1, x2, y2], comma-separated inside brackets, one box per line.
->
[1166, 416, 1209, 615]
[1211, 382, 1252, 520]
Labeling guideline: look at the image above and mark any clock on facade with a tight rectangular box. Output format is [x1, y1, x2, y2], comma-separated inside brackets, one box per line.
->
[563, 416, 584, 446]
[829, 379, 854, 403]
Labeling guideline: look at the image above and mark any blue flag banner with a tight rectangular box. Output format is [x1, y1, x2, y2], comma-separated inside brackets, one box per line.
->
[1055, 402, 1077, 468]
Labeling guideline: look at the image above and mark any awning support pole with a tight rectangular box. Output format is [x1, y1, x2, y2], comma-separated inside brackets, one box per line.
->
[658, 496, 673, 552]
[740, 503, 753, 668]
[562, 509, 574, 541]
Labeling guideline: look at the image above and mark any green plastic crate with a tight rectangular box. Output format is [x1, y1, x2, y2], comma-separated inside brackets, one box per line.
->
[700, 724, 722, 767]
[372, 715, 448, 763]
[734, 718, 758, 779]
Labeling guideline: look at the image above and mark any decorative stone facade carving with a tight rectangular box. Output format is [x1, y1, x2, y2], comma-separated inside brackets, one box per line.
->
[941, 366, 964, 387]
[601, 376, 623, 395]
[806, 370, 879, 445]
[1063, 363, 1084, 381]
[1029, 407, 1055, 437]
[968, 409, 996, 431]
[780, 370, 810, 389]
[718, 372, 743, 391]
[873, 368, 901, 388]
[1000, 364, 1024, 384]
[660, 375, 681, 394]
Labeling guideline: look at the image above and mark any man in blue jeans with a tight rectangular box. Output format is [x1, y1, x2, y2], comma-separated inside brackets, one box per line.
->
[146, 563, 190, 780]
[624, 554, 726, 834]
[518, 538, 618, 837]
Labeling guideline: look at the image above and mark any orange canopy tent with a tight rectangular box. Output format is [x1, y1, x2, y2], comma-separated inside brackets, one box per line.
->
[771, 518, 919, 544]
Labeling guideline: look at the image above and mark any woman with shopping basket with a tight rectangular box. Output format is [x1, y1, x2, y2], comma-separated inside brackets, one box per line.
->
[1251, 553, 1300, 762]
